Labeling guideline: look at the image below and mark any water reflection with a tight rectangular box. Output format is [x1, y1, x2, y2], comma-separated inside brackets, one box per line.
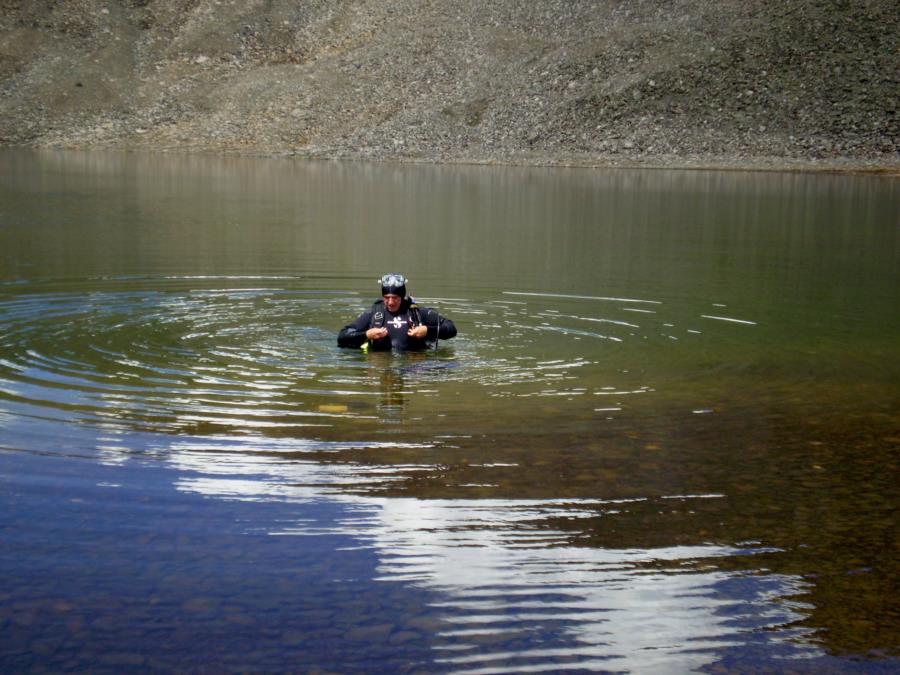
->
[1, 280, 898, 665]
[1, 150, 898, 671]
[166, 442, 815, 673]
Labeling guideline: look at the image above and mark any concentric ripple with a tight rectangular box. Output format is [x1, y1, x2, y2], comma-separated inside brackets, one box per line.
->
[1, 276, 767, 465]
[0, 278, 371, 442]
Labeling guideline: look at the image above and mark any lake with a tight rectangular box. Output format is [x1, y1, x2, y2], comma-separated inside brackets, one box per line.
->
[1, 149, 898, 673]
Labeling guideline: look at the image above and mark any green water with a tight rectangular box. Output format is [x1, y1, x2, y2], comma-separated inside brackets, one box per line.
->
[1, 149, 898, 671]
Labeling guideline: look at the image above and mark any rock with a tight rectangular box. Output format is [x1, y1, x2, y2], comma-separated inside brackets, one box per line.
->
[0, 0, 896, 172]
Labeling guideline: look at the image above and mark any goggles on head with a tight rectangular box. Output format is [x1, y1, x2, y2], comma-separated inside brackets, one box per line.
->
[380, 273, 407, 296]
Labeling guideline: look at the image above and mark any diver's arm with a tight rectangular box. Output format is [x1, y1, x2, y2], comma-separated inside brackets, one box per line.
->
[337, 310, 374, 348]
[421, 308, 457, 341]
[437, 316, 457, 340]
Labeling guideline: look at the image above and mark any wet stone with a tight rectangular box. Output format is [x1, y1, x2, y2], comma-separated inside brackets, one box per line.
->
[295, 608, 337, 623]
[28, 640, 57, 657]
[404, 614, 447, 633]
[388, 629, 421, 645]
[307, 627, 346, 641]
[343, 622, 395, 643]
[98, 652, 146, 667]
[279, 630, 310, 646]
[11, 612, 37, 628]
[181, 596, 221, 613]
[224, 612, 257, 626]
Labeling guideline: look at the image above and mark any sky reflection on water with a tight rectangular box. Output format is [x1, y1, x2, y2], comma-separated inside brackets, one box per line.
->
[1, 439, 824, 674]
[161, 438, 840, 673]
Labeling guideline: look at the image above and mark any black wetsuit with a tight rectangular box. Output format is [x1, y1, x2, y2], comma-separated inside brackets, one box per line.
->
[337, 298, 457, 351]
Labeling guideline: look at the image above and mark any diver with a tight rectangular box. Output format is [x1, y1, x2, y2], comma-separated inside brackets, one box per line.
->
[337, 273, 457, 351]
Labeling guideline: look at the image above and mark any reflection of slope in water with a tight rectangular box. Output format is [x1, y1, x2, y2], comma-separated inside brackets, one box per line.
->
[170, 443, 819, 674]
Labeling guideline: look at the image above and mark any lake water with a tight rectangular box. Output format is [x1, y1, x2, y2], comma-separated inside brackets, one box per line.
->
[1, 149, 898, 673]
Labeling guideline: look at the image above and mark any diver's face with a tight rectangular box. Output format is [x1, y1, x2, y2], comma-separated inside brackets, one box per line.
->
[383, 294, 402, 313]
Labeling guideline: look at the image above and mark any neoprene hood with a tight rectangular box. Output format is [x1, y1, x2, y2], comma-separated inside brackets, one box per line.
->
[380, 273, 407, 297]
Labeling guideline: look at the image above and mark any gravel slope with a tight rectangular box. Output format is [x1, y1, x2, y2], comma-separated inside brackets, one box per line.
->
[1, 0, 897, 171]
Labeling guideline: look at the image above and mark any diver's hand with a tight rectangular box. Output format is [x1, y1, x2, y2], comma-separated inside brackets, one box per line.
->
[366, 327, 388, 340]
[407, 325, 428, 339]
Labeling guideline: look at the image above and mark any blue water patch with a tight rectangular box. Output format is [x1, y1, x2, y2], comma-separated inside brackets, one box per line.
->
[4, 446, 899, 673]
[0, 450, 446, 673]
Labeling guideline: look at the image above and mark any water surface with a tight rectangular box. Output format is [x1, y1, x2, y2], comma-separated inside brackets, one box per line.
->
[1, 149, 898, 672]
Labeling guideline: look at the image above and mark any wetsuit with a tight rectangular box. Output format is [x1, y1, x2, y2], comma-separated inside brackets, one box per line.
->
[337, 298, 457, 351]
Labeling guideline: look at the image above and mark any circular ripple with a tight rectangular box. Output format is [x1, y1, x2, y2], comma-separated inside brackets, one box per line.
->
[1, 277, 762, 460]
[0, 279, 373, 441]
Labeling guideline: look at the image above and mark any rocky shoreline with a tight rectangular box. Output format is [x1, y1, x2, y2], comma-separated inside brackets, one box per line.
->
[1, 1, 897, 174]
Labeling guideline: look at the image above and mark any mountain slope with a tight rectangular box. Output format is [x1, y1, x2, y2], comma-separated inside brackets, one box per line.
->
[1, 0, 897, 169]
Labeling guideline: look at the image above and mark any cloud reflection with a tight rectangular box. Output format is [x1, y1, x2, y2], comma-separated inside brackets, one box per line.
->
[168, 439, 817, 673]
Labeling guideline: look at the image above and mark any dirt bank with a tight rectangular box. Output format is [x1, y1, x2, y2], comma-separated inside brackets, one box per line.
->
[1, 0, 897, 172]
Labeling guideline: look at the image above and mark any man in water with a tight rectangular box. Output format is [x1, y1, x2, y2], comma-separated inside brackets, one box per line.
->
[337, 273, 457, 351]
